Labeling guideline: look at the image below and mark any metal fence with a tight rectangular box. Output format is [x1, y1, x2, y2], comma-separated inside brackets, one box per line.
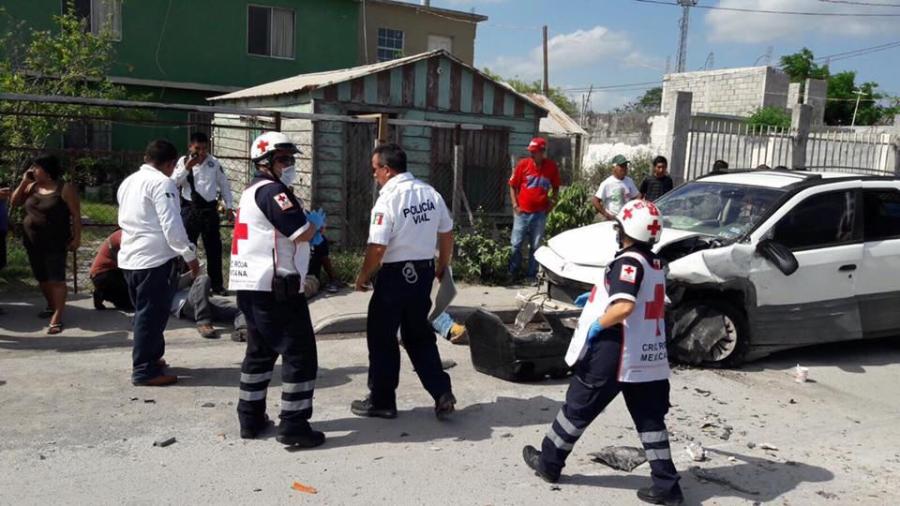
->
[685, 115, 900, 180]
[0, 93, 514, 292]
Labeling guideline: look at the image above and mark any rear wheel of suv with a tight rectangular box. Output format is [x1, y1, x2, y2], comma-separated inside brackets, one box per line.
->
[670, 299, 749, 367]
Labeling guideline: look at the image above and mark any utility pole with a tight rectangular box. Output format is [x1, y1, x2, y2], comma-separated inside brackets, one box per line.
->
[675, 0, 697, 73]
[851, 89, 866, 127]
[542, 25, 550, 96]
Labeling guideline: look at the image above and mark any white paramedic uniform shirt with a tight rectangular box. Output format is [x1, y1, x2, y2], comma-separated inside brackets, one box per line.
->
[171, 154, 234, 208]
[368, 172, 453, 264]
[117, 164, 197, 270]
[595, 175, 639, 216]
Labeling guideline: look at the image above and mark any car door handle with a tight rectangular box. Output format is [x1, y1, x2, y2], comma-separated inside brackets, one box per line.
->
[838, 264, 857, 272]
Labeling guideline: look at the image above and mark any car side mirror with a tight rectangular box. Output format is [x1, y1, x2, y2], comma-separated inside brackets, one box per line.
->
[756, 239, 798, 276]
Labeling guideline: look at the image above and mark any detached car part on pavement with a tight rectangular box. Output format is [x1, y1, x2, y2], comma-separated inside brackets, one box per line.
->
[536, 169, 900, 366]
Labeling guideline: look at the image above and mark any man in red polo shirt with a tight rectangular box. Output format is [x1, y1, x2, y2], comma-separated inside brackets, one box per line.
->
[508, 137, 560, 282]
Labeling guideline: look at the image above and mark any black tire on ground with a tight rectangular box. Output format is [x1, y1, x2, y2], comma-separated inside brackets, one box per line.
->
[669, 298, 749, 368]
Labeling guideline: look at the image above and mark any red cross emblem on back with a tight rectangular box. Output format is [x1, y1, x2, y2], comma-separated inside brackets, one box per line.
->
[256, 140, 269, 153]
[232, 209, 248, 255]
[645, 284, 665, 336]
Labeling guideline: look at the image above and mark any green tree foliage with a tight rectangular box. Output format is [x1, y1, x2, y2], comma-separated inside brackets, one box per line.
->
[747, 106, 791, 129]
[545, 183, 596, 239]
[778, 48, 897, 125]
[481, 68, 578, 117]
[615, 86, 663, 113]
[0, 4, 127, 176]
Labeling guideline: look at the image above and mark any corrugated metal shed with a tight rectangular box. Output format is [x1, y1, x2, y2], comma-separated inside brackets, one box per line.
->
[526, 93, 587, 137]
[211, 49, 543, 112]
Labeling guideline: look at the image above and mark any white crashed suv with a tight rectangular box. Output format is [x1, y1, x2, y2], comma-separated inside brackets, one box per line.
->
[535, 169, 900, 366]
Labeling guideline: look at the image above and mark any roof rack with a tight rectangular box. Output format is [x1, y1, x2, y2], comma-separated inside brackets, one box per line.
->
[698, 168, 821, 180]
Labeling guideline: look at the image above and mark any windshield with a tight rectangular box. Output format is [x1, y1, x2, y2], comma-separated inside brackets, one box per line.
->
[655, 181, 785, 240]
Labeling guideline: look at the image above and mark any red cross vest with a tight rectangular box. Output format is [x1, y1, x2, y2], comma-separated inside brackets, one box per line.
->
[228, 179, 309, 292]
[565, 251, 670, 383]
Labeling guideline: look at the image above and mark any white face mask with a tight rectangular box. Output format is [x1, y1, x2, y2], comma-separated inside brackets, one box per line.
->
[279, 165, 297, 186]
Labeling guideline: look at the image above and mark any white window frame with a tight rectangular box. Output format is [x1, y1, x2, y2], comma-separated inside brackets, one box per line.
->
[377, 28, 404, 62]
[63, 0, 122, 41]
[247, 4, 296, 60]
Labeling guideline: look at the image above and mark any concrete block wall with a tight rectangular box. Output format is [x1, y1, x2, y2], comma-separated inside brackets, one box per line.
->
[804, 79, 827, 126]
[662, 66, 798, 118]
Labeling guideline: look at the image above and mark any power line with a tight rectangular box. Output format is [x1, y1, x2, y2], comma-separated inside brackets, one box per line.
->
[815, 40, 900, 63]
[817, 0, 900, 7]
[561, 80, 662, 93]
[633, 0, 900, 16]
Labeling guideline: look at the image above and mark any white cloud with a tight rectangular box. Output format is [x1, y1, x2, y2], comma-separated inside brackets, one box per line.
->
[487, 25, 661, 80]
[705, 0, 900, 44]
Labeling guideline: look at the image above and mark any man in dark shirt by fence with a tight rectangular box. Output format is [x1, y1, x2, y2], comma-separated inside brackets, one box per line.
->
[639, 156, 674, 202]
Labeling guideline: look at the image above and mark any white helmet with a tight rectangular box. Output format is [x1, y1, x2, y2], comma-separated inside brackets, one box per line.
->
[250, 131, 300, 164]
[616, 199, 664, 245]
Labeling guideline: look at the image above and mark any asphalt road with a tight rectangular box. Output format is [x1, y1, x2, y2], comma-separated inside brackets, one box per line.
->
[2, 296, 900, 505]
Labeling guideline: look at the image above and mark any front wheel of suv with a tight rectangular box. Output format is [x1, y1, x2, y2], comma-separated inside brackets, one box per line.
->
[669, 299, 749, 367]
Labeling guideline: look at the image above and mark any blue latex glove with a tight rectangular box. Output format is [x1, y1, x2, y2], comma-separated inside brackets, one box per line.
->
[573, 291, 591, 308]
[311, 230, 325, 246]
[306, 208, 326, 230]
[586, 320, 604, 342]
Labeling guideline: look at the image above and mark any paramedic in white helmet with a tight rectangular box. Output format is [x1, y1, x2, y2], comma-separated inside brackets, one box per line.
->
[229, 131, 326, 448]
[522, 199, 683, 505]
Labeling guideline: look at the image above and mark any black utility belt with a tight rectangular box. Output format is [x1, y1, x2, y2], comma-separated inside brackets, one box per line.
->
[272, 274, 303, 302]
[381, 259, 434, 270]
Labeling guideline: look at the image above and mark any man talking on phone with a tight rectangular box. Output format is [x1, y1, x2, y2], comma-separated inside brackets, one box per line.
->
[172, 132, 234, 295]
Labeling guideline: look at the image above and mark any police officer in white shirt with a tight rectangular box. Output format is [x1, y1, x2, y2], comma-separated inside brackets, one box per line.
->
[118, 140, 200, 387]
[523, 199, 682, 505]
[351, 143, 456, 420]
[171, 132, 234, 294]
[228, 131, 325, 448]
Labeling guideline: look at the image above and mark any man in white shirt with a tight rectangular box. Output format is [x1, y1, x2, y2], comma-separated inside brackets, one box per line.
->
[171, 132, 233, 294]
[352, 143, 456, 421]
[593, 154, 639, 220]
[118, 139, 199, 387]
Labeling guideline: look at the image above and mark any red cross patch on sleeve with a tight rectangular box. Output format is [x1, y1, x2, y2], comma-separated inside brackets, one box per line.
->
[274, 192, 293, 211]
[619, 264, 638, 284]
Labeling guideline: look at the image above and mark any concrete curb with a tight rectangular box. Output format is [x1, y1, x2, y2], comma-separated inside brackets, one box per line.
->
[314, 306, 522, 336]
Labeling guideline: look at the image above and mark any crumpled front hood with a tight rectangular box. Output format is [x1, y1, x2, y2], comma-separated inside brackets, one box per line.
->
[545, 221, 706, 268]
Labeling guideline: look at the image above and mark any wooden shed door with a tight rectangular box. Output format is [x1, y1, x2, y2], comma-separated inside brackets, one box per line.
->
[431, 127, 510, 214]
[344, 122, 399, 247]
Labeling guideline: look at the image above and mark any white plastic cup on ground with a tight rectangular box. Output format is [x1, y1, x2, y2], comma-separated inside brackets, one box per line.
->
[795, 364, 809, 383]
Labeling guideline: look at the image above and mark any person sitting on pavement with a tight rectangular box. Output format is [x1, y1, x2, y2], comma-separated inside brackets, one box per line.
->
[90, 229, 135, 311]
[431, 311, 468, 344]
[170, 271, 247, 341]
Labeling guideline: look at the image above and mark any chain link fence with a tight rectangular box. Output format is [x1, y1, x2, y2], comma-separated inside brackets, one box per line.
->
[1, 94, 520, 292]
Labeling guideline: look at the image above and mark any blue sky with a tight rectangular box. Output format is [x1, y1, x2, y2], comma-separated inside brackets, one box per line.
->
[421, 0, 900, 111]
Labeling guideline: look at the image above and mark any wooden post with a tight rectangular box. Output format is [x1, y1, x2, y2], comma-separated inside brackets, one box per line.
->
[273, 111, 282, 132]
[452, 125, 462, 225]
[377, 113, 389, 144]
[542, 25, 550, 97]
[791, 104, 812, 170]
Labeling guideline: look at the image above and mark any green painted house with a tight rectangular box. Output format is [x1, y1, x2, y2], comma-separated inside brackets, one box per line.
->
[3, 0, 359, 151]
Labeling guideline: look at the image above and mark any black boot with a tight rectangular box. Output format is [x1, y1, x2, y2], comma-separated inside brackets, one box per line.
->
[522, 445, 560, 483]
[239, 415, 273, 440]
[435, 391, 456, 420]
[637, 486, 684, 506]
[276, 425, 326, 448]
[350, 395, 398, 419]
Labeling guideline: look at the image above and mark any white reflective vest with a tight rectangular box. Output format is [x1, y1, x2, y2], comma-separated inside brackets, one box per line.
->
[228, 179, 309, 292]
[565, 251, 670, 383]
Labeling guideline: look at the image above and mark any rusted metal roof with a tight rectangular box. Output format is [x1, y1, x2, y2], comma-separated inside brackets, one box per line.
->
[526, 93, 587, 137]
[210, 50, 546, 116]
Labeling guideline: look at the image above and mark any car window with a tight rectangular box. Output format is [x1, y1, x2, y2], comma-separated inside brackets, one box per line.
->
[655, 182, 784, 240]
[863, 189, 900, 241]
[772, 191, 856, 250]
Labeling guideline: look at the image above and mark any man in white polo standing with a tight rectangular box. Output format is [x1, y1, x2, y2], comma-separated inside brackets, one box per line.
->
[118, 139, 199, 386]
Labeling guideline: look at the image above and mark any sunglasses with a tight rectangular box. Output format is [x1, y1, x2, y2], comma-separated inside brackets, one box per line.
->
[274, 155, 295, 164]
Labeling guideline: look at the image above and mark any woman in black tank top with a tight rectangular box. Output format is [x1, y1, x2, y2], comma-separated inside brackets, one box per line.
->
[10, 154, 82, 334]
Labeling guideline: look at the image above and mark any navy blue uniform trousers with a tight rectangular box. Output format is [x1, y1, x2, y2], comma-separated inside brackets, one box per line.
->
[367, 260, 451, 409]
[236, 290, 318, 433]
[541, 337, 681, 496]
[123, 259, 178, 383]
